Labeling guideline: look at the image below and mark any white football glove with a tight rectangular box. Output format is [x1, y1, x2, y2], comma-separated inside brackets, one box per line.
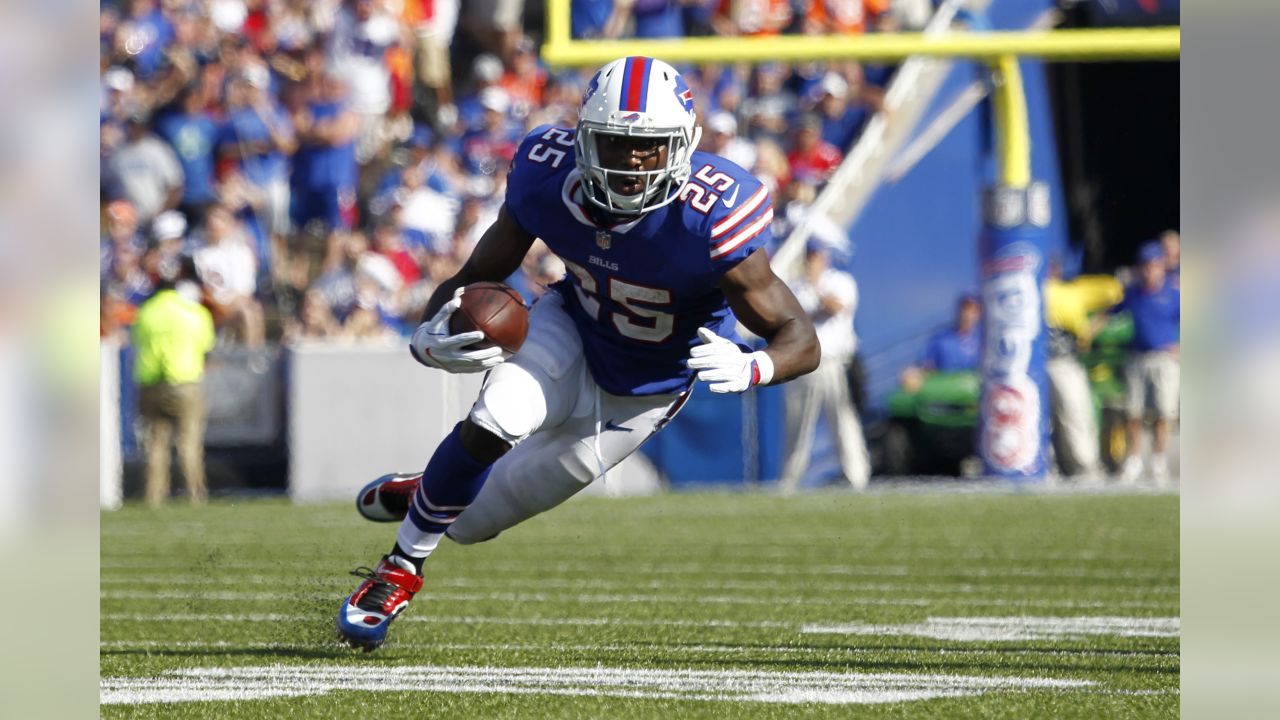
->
[687, 327, 774, 394]
[409, 287, 506, 374]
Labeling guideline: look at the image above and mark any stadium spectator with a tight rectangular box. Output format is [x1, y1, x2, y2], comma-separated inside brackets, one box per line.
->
[787, 114, 843, 183]
[631, 0, 686, 38]
[742, 63, 795, 144]
[156, 85, 220, 227]
[313, 230, 365, 323]
[780, 242, 870, 492]
[460, 0, 526, 58]
[100, 66, 139, 154]
[457, 88, 521, 178]
[218, 66, 297, 264]
[713, 0, 792, 36]
[403, 0, 460, 125]
[1044, 258, 1124, 479]
[284, 288, 343, 342]
[455, 53, 507, 131]
[899, 292, 982, 393]
[701, 111, 757, 171]
[500, 36, 548, 121]
[802, 0, 891, 35]
[288, 72, 360, 234]
[372, 217, 423, 286]
[132, 257, 215, 508]
[101, 200, 146, 279]
[118, 0, 176, 81]
[194, 203, 266, 347]
[1116, 241, 1180, 484]
[810, 69, 880, 150]
[103, 110, 186, 224]
[572, 0, 631, 39]
[144, 210, 193, 286]
[752, 139, 791, 197]
[329, 0, 400, 164]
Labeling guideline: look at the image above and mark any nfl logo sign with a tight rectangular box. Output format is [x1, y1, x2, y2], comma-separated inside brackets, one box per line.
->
[596, 230, 611, 249]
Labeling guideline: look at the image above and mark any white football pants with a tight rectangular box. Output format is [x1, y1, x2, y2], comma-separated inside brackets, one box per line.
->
[450, 291, 687, 544]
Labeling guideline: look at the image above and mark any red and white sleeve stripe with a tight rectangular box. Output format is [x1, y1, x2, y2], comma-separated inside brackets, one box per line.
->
[711, 186, 769, 239]
[709, 206, 773, 261]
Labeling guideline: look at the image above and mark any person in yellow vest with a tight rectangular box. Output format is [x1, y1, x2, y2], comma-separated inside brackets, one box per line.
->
[1043, 258, 1123, 480]
[131, 257, 216, 507]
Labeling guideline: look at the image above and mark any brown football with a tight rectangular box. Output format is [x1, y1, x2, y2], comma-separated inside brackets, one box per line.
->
[448, 281, 529, 355]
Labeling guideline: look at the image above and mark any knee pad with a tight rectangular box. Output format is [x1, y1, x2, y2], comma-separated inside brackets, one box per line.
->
[469, 367, 548, 444]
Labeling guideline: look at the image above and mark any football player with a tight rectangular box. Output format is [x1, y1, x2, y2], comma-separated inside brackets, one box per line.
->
[337, 56, 820, 650]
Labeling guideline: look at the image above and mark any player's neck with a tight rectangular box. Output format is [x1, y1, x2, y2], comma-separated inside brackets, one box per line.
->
[584, 199, 630, 229]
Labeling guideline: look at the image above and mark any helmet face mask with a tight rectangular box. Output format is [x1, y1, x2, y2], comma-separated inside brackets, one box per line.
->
[576, 57, 702, 217]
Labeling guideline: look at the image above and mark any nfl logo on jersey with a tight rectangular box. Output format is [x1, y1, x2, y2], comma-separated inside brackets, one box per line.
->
[596, 230, 611, 249]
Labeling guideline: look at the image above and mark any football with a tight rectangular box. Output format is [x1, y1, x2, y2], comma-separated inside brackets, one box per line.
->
[448, 281, 529, 355]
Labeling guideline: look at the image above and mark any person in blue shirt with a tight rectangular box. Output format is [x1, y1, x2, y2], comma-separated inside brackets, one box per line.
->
[289, 73, 360, 233]
[1116, 241, 1180, 484]
[219, 69, 297, 246]
[899, 292, 982, 394]
[156, 87, 219, 227]
[335, 56, 820, 652]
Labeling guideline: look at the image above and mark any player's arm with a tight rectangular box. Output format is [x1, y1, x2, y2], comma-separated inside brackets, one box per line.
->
[409, 204, 535, 373]
[720, 248, 820, 384]
[419, 204, 536, 323]
[688, 248, 819, 394]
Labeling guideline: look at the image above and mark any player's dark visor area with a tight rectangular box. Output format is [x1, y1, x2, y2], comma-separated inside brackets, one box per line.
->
[596, 134, 666, 171]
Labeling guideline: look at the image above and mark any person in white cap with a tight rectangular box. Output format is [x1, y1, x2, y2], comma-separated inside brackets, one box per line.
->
[702, 111, 757, 171]
[813, 70, 878, 150]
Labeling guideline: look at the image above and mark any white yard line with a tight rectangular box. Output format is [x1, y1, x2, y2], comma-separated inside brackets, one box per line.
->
[801, 616, 1181, 641]
[100, 663, 1096, 706]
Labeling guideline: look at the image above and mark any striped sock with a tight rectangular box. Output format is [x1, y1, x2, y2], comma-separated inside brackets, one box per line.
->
[393, 423, 493, 568]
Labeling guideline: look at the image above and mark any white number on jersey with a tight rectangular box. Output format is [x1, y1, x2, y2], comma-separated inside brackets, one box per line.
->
[561, 259, 675, 343]
[679, 163, 738, 215]
[527, 127, 576, 168]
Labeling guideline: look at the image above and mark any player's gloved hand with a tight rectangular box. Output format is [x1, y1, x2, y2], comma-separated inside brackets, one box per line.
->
[686, 327, 774, 394]
[409, 288, 505, 374]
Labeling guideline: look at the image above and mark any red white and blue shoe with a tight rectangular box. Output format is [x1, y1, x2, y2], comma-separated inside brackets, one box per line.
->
[336, 555, 423, 651]
[355, 472, 420, 522]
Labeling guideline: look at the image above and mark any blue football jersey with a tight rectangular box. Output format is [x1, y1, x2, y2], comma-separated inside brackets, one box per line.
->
[505, 125, 774, 396]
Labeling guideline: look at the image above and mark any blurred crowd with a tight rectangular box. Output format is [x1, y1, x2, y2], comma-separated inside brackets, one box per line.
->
[100, 0, 922, 347]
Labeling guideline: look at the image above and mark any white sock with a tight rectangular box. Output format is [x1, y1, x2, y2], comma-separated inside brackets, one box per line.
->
[395, 517, 447, 562]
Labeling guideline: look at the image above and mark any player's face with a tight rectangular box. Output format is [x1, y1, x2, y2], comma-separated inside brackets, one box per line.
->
[596, 133, 668, 197]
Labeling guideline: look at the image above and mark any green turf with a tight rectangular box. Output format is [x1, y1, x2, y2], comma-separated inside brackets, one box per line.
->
[101, 490, 1179, 718]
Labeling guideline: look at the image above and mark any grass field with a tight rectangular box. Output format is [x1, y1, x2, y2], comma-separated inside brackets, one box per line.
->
[101, 489, 1179, 718]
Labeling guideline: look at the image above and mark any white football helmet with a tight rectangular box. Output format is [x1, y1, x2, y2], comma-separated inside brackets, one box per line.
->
[576, 56, 702, 216]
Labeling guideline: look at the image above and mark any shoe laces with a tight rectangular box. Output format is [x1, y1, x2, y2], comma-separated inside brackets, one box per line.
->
[350, 566, 402, 613]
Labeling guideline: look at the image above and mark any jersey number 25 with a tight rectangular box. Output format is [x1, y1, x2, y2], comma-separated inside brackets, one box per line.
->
[562, 259, 673, 343]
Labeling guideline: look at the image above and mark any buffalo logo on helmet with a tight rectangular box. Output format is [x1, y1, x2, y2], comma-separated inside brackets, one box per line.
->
[673, 75, 694, 115]
[581, 71, 602, 108]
